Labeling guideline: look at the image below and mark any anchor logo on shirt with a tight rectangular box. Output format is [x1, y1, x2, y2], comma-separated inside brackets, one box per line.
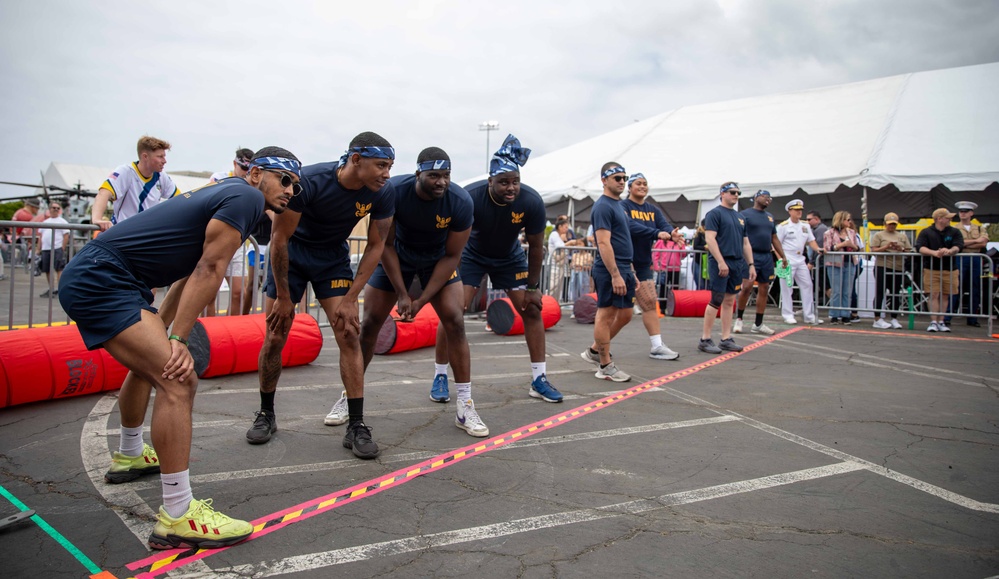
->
[355, 202, 372, 217]
[436, 215, 452, 229]
[511, 212, 524, 224]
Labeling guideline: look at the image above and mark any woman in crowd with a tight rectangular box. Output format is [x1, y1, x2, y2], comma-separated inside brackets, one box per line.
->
[823, 211, 859, 324]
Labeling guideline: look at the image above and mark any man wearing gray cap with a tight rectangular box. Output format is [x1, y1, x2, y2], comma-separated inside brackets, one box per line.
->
[776, 199, 823, 324]
[948, 201, 988, 327]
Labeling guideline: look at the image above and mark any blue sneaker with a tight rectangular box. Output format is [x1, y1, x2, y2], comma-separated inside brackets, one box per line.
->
[529, 374, 563, 403]
[430, 374, 450, 403]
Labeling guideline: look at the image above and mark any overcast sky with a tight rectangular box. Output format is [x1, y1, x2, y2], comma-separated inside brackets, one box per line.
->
[1, 0, 997, 199]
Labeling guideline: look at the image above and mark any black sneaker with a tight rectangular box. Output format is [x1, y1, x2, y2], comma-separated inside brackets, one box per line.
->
[343, 421, 379, 459]
[719, 338, 744, 352]
[246, 410, 277, 445]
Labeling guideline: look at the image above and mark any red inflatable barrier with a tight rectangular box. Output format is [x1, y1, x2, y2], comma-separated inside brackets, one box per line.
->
[0, 324, 129, 408]
[573, 292, 598, 324]
[374, 306, 440, 355]
[189, 313, 323, 378]
[486, 295, 562, 335]
[666, 289, 736, 317]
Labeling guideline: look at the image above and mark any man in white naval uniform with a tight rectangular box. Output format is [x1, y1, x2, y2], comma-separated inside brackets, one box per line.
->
[776, 199, 824, 324]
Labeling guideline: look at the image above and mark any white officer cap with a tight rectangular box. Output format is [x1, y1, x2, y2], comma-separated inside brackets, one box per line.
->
[955, 201, 978, 211]
[785, 199, 804, 211]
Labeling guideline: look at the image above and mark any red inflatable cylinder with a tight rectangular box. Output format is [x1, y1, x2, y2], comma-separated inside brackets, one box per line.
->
[666, 289, 736, 317]
[374, 306, 440, 355]
[486, 295, 561, 335]
[0, 325, 129, 408]
[189, 313, 323, 378]
[573, 292, 598, 324]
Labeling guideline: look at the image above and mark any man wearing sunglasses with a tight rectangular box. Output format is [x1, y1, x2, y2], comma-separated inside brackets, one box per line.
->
[207, 147, 256, 316]
[91, 135, 181, 232]
[59, 147, 301, 550]
[699, 182, 755, 354]
[580, 162, 635, 382]
[249, 133, 395, 462]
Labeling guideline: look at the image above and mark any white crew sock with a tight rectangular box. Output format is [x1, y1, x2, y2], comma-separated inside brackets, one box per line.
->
[530, 362, 546, 381]
[434, 363, 449, 377]
[161, 470, 194, 518]
[119, 425, 144, 456]
[455, 382, 471, 403]
[650, 334, 663, 349]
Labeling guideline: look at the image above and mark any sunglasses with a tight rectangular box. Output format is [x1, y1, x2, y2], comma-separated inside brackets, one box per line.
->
[235, 159, 251, 171]
[266, 170, 302, 196]
[728, 190, 741, 196]
[611, 175, 628, 182]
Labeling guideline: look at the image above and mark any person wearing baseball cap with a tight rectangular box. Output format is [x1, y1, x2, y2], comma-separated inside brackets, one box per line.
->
[949, 201, 988, 327]
[914, 208, 963, 332]
[775, 199, 824, 324]
[869, 212, 913, 329]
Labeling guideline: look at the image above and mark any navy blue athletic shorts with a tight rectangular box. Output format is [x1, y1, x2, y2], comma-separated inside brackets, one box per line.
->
[459, 251, 528, 290]
[750, 252, 775, 284]
[366, 257, 460, 294]
[265, 241, 354, 301]
[591, 264, 636, 308]
[58, 242, 156, 350]
[708, 257, 746, 295]
[632, 263, 654, 283]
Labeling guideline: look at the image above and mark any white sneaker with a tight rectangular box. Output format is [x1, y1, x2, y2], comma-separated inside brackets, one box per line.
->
[872, 318, 892, 329]
[455, 399, 489, 437]
[732, 319, 744, 333]
[783, 317, 797, 325]
[751, 323, 775, 335]
[890, 318, 902, 329]
[324, 390, 348, 426]
[939, 323, 951, 333]
[649, 344, 679, 360]
[926, 322, 939, 332]
[594, 363, 631, 382]
[580, 349, 600, 365]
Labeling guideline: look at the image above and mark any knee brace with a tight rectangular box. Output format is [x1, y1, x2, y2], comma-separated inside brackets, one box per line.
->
[709, 291, 725, 310]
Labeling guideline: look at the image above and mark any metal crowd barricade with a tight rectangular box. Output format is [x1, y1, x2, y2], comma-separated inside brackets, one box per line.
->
[810, 249, 993, 334]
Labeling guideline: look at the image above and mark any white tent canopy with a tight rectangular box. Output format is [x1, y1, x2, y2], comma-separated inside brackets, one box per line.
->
[472, 62, 999, 222]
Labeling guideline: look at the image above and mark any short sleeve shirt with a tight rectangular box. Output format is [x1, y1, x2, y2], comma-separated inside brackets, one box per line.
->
[870, 230, 912, 270]
[464, 180, 546, 260]
[389, 174, 473, 266]
[914, 225, 964, 271]
[590, 195, 633, 270]
[100, 162, 181, 223]
[704, 205, 747, 259]
[621, 199, 673, 268]
[740, 207, 777, 253]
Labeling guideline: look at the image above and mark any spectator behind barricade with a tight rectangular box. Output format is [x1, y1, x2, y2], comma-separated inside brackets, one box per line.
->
[915, 208, 963, 333]
[948, 201, 988, 327]
[653, 236, 685, 313]
[12, 198, 45, 274]
[848, 216, 865, 323]
[548, 218, 581, 301]
[91, 136, 180, 232]
[557, 214, 577, 242]
[569, 236, 593, 304]
[869, 212, 912, 329]
[808, 210, 829, 302]
[822, 210, 858, 324]
[207, 147, 255, 316]
[38, 201, 69, 298]
[691, 220, 707, 290]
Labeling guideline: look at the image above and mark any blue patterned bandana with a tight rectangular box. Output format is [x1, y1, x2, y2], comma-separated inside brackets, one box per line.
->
[249, 156, 302, 178]
[417, 159, 451, 172]
[719, 182, 740, 194]
[627, 172, 646, 188]
[338, 145, 396, 167]
[602, 166, 626, 179]
[489, 134, 531, 176]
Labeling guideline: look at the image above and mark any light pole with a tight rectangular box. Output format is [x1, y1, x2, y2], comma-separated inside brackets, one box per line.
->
[479, 120, 500, 173]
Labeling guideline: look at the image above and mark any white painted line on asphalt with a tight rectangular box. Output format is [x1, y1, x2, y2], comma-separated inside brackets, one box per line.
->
[123, 416, 741, 491]
[659, 386, 999, 514]
[203, 462, 865, 578]
[780, 338, 999, 385]
[771, 341, 992, 389]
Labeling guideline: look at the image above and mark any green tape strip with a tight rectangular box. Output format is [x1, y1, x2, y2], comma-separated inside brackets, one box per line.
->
[0, 483, 103, 575]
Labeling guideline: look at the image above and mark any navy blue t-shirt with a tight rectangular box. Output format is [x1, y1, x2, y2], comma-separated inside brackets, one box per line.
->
[389, 174, 473, 265]
[621, 198, 673, 267]
[590, 195, 633, 270]
[464, 180, 546, 260]
[289, 162, 395, 252]
[96, 178, 263, 288]
[740, 207, 777, 253]
[704, 205, 747, 259]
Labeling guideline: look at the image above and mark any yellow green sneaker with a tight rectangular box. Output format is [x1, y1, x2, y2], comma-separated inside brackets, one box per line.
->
[104, 443, 160, 484]
[149, 498, 253, 550]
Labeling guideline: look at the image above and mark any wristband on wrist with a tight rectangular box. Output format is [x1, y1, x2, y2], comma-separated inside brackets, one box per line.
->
[748, 263, 755, 266]
[169, 334, 188, 346]
[526, 283, 540, 291]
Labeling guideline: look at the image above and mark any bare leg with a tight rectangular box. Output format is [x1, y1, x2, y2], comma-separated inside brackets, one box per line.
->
[430, 283, 470, 382]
